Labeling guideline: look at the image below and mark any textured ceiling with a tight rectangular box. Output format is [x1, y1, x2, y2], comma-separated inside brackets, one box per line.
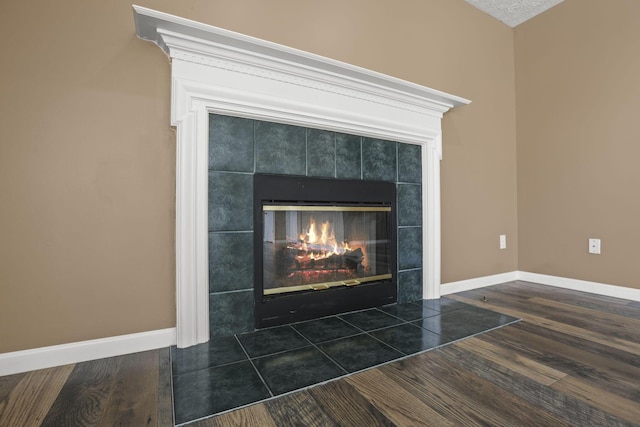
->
[464, 0, 565, 27]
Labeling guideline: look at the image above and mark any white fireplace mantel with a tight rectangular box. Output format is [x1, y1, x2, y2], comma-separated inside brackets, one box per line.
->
[133, 5, 470, 348]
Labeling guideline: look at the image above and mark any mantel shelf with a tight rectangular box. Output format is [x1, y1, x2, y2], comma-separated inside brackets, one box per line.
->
[133, 5, 469, 116]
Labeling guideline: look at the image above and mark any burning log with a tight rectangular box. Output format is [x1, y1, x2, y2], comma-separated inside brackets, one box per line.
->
[285, 246, 364, 272]
[343, 247, 364, 270]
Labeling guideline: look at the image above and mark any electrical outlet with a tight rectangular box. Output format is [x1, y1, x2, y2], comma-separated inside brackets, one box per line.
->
[499, 234, 506, 249]
[588, 238, 601, 254]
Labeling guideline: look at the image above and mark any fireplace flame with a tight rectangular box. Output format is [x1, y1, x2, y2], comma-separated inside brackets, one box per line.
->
[298, 218, 351, 259]
[284, 215, 369, 277]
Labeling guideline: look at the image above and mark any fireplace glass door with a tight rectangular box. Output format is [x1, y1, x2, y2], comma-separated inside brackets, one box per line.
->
[262, 205, 392, 296]
[254, 173, 397, 327]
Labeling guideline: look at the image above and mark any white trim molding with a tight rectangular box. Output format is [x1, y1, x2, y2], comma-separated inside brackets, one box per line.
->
[133, 5, 470, 348]
[440, 271, 519, 295]
[518, 271, 640, 302]
[441, 270, 640, 302]
[0, 328, 176, 377]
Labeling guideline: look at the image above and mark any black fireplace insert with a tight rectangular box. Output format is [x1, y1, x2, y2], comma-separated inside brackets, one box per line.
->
[254, 174, 397, 328]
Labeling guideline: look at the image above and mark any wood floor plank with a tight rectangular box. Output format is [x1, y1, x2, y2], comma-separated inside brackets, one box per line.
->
[465, 289, 639, 345]
[0, 364, 74, 427]
[40, 356, 122, 426]
[492, 280, 631, 306]
[508, 319, 640, 370]
[515, 280, 634, 304]
[377, 367, 502, 426]
[503, 281, 640, 319]
[264, 390, 337, 427]
[99, 350, 160, 426]
[307, 378, 394, 426]
[478, 322, 640, 402]
[193, 403, 277, 427]
[454, 336, 568, 386]
[157, 347, 174, 427]
[346, 367, 455, 426]
[439, 342, 636, 427]
[527, 297, 640, 342]
[448, 293, 640, 355]
[457, 286, 533, 307]
[382, 351, 574, 427]
[0, 372, 26, 411]
[552, 375, 640, 426]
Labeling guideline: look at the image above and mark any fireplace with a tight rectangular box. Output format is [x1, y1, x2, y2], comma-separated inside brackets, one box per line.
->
[254, 174, 396, 327]
[133, 5, 470, 347]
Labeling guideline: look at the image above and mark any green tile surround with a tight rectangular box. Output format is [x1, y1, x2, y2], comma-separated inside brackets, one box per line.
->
[254, 121, 307, 175]
[208, 114, 424, 338]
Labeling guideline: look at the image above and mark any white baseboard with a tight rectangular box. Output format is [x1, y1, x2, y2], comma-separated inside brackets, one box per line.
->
[518, 271, 640, 302]
[440, 271, 519, 295]
[440, 270, 640, 302]
[0, 328, 176, 377]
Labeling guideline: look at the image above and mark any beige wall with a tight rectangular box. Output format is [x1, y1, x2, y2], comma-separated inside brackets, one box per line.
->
[515, 0, 640, 288]
[0, 1, 177, 353]
[0, 0, 518, 353]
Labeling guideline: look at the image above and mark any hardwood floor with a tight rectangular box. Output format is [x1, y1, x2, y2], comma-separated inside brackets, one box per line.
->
[1, 281, 639, 426]
[0, 344, 173, 426]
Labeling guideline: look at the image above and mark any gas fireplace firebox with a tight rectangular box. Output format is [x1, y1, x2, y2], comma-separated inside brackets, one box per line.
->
[254, 174, 397, 328]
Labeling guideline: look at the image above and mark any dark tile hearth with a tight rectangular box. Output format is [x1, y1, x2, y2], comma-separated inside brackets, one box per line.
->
[318, 333, 403, 373]
[237, 325, 309, 358]
[170, 335, 245, 375]
[252, 346, 344, 395]
[339, 308, 404, 331]
[370, 322, 447, 354]
[412, 315, 495, 342]
[379, 301, 439, 321]
[172, 361, 270, 425]
[171, 298, 519, 426]
[291, 316, 361, 344]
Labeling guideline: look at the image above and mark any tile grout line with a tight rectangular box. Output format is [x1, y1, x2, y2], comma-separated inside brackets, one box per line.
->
[242, 326, 318, 362]
[171, 355, 254, 377]
[288, 324, 350, 376]
[233, 334, 275, 398]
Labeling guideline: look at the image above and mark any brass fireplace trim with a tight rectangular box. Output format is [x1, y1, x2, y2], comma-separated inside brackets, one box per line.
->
[263, 206, 391, 212]
[264, 273, 392, 295]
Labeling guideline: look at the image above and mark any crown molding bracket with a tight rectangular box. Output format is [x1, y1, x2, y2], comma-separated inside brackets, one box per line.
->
[133, 5, 470, 348]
